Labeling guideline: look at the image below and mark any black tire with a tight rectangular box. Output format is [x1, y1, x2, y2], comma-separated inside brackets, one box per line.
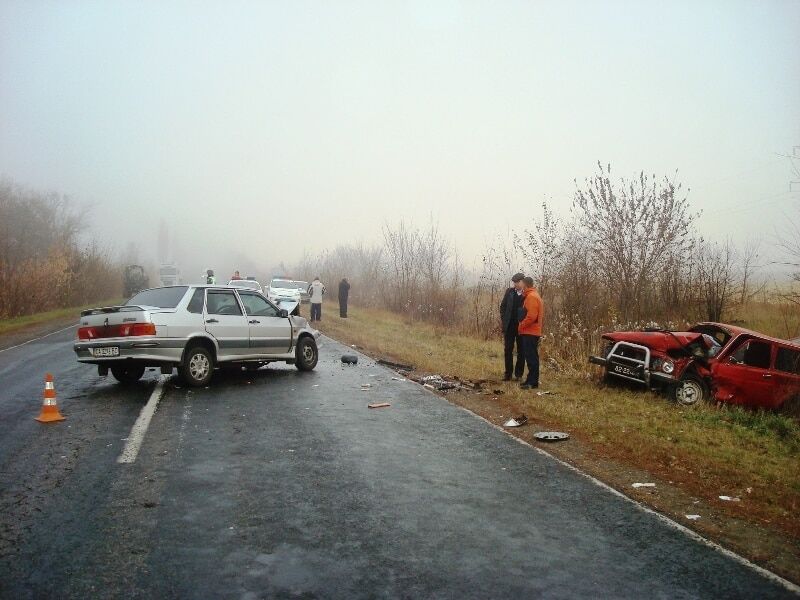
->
[672, 374, 708, 406]
[295, 337, 318, 371]
[179, 345, 214, 387]
[110, 364, 146, 384]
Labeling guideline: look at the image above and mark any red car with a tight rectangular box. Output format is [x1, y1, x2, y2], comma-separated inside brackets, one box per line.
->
[589, 322, 800, 413]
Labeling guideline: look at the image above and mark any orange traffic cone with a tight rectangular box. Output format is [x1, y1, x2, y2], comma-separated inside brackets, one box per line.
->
[35, 373, 65, 423]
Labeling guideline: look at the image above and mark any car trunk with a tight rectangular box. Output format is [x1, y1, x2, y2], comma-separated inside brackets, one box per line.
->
[78, 305, 172, 340]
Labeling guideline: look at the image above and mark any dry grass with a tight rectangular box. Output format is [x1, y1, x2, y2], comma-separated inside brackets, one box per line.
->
[0, 298, 122, 336]
[316, 304, 800, 540]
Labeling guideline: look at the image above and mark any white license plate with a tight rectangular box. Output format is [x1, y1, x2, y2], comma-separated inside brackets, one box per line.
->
[92, 347, 120, 357]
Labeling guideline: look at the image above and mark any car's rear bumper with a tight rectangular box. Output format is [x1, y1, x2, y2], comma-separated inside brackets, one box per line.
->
[74, 338, 184, 365]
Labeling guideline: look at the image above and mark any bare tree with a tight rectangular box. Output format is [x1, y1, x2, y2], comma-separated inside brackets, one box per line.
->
[573, 162, 698, 321]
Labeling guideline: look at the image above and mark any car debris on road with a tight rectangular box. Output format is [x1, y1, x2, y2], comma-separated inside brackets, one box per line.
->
[632, 482, 656, 488]
[368, 403, 391, 409]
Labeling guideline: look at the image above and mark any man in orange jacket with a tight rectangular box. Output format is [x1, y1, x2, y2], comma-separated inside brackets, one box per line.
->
[518, 276, 543, 389]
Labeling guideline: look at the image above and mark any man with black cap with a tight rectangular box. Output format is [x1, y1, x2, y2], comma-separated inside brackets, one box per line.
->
[499, 272, 526, 381]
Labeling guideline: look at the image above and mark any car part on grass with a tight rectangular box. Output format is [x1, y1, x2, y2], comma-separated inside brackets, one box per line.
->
[631, 482, 656, 488]
[368, 403, 391, 409]
[685, 514, 701, 520]
[719, 495, 741, 502]
[419, 375, 458, 391]
[377, 358, 414, 371]
[533, 431, 570, 442]
[503, 415, 528, 427]
[536, 390, 556, 396]
[341, 354, 359, 365]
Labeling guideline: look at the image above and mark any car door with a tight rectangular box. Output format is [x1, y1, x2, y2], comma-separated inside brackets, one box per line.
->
[772, 345, 800, 410]
[238, 291, 293, 354]
[204, 289, 250, 357]
[711, 337, 776, 408]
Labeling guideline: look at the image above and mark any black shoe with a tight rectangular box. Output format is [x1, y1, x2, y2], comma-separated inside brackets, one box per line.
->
[503, 374, 512, 381]
[520, 383, 532, 389]
[513, 374, 523, 380]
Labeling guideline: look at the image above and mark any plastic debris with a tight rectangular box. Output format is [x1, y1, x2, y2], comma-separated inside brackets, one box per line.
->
[536, 390, 556, 396]
[534, 431, 570, 442]
[360, 383, 372, 391]
[685, 514, 701, 520]
[341, 354, 359, 365]
[632, 483, 656, 488]
[368, 403, 391, 409]
[419, 375, 458, 390]
[718, 495, 741, 502]
[503, 414, 529, 427]
[391, 377, 406, 381]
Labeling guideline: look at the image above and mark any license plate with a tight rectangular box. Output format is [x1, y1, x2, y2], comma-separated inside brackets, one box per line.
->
[611, 363, 640, 378]
[92, 346, 120, 357]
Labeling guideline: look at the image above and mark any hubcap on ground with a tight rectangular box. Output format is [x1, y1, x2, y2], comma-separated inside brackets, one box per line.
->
[189, 353, 210, 380]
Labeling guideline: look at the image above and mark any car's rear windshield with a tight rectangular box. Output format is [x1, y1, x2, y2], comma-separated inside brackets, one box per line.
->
[272, 280, 293, 288]
[127, 286, 189, 308]
[293, 281, 309, 289]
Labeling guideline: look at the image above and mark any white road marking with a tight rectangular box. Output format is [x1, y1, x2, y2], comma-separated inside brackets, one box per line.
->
[344, 335, 800, 595]
[0, 324, 78, 353]
[117, 377, 167, 464]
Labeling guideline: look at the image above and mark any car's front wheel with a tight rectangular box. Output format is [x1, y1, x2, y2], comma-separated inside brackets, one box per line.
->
[179, 345, 214, 387]
[110, 365, 146, 384]
[673, 375, 707, 406]
[295, 337, 318, 371]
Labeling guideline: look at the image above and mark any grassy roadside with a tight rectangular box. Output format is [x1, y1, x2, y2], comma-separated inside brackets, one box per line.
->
[0, 299, 123, 337]
[316, 304, 800, 581]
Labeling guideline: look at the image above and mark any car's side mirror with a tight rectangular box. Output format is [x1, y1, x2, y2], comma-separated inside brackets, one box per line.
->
[278, 309, 289, 318]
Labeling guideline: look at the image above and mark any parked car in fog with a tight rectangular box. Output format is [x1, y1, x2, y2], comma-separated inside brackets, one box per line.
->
[74, 285, 320, 387]
[589, 322, 800, 414]
[292, 280, 310, 303]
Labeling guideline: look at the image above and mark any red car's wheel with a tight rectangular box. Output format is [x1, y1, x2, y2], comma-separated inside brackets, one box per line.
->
[673, 375, 707, 406]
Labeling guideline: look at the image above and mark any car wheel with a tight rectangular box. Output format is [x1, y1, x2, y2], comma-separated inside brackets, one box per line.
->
[110, 365, 146, 384]
[295, 337, 318, 372]
[179, 345, 214, 387]
[673, 375, 707, 406]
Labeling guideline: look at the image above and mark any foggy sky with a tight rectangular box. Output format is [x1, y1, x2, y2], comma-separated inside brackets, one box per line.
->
[1, 0, 799, 280]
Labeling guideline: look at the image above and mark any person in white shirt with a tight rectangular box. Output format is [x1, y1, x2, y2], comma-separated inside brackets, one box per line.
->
[307, 277, 326, 322]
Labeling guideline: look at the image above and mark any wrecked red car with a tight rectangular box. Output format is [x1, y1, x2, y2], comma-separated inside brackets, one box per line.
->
[589, 322, 800, 413]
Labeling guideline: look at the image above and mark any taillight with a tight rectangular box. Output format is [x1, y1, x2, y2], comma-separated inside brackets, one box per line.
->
[77, 323, 156, 340]
[130, 323, 156, 336]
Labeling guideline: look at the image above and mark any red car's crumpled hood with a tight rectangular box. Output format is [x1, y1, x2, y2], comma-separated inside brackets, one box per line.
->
[603, 331, 705, 353]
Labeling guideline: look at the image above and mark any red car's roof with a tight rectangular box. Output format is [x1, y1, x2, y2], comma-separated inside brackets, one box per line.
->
[693, 322, 800, 348]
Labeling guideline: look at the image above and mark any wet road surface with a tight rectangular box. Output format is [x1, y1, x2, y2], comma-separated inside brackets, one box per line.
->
[0, 327, 797, 599]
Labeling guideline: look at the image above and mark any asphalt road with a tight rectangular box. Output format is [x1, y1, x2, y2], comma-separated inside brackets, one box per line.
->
[0, 326, 797, 599]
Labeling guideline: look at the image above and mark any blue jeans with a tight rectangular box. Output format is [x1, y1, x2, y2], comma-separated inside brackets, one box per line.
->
[520, 335, 540, 386]
[310, 303, 322, 321]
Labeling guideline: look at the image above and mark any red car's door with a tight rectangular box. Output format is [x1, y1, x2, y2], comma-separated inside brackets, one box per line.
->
[772, 345, 800, 410]
[711, 338, 776, 408]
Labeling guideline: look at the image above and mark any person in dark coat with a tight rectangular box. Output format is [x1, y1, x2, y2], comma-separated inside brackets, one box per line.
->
[499, 272, 525, 381]
[338, 278, 351, 318]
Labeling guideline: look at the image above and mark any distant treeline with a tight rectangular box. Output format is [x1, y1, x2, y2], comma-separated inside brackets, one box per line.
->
[0, 180, 121, 319]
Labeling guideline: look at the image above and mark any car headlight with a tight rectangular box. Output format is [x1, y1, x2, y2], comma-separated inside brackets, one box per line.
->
[662, 360, 675, 374]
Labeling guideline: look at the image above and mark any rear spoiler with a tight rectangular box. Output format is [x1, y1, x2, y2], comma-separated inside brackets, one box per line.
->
[80, 305, 145, 317]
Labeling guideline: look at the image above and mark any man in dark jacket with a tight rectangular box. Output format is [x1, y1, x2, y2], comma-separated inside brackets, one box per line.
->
[338, 278, 351, 318]
[499, 272, 526, 381]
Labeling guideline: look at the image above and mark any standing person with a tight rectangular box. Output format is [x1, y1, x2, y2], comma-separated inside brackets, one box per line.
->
[307, 277, 326, 322]
[231, 270, 242, 280]
[518, 276, 543, 390]
[206, 269, 216, 284]
[499, 273, 526, 381]
[338, 278, 351, 318]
